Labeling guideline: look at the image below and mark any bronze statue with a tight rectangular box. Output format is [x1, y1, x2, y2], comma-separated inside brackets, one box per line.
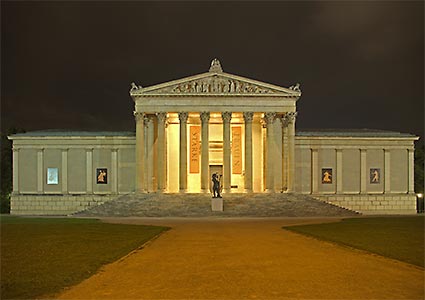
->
[212, 173, 222, 198]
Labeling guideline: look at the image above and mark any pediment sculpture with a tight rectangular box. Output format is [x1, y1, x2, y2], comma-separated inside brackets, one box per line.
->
[159, 77, 276, 94]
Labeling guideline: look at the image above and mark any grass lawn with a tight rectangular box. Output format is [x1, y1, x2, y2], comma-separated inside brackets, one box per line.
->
[0, 216, 169, 299]
[285, 216, 424, 268]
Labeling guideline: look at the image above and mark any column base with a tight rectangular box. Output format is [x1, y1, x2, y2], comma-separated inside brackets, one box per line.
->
[223, 188, 231, 193]
[201, 189, 210, 193]
[265, 189, 275, 193]
[179, 189, 188, 193]
[244, 189, 253, 193]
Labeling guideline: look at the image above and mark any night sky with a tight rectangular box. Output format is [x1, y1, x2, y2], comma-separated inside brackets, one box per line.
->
[2, 1, 424, 142]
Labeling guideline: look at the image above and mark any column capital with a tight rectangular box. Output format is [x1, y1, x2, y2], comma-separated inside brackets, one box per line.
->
[281, 112, 297, 127]
[60, 148, 69, 152]
[143, 115, 152, 126]
[156, 112, 167, 125]
[12, 147, 20, 152]
[134, 111, 145, 123]
[263, 112, 276, 125]
[178, 112, 189, 123]
[243, 112, 254, 123]
[221, 111, 232, 123]
[200, 111, 210, 123]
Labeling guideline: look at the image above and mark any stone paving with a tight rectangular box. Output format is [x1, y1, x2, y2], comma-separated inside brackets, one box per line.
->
[56, 218, 424, 300]
[76, 193, 359, 217]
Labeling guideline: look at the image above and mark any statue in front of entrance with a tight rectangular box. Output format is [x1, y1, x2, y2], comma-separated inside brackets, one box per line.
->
[212, 173, 222, 198]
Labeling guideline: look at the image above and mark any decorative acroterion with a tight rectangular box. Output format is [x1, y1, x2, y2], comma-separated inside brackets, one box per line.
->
[209, 58, 223, 73]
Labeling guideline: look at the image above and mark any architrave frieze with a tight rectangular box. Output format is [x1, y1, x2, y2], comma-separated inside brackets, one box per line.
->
[134, 95, 297, 114]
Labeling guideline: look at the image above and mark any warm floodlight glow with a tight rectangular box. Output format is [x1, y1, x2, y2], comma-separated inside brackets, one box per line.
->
[417, 193, 424, 199]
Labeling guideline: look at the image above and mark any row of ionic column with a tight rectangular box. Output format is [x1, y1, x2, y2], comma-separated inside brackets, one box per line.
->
[134, 111, 297, 193]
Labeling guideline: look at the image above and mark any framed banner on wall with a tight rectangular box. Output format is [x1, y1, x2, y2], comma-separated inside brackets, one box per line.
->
[96, 168, 108, 184]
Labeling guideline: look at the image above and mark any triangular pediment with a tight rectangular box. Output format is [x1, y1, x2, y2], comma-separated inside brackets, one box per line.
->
[130, 72, 301, 97]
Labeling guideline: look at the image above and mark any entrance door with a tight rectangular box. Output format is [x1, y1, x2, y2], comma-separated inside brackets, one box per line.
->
[209, 165, 223, 193]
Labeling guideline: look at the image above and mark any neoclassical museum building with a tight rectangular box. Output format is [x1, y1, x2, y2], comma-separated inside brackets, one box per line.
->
[9, 59, 419, 215]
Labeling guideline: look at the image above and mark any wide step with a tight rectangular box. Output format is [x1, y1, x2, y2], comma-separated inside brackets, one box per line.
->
[75, 193, 359, 217]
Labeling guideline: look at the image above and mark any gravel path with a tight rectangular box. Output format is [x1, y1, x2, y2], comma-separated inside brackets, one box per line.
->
[56, 217, 424, 299]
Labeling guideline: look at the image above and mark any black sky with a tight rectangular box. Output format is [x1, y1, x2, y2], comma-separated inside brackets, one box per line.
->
[1, 1, 424, 142]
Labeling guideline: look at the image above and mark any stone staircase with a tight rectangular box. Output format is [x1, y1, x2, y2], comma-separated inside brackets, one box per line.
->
[75, 193, 359, 217]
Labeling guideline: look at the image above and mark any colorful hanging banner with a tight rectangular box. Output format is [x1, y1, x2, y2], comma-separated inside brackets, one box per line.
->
[190, 126, 201, 173]
[232, 126, 242, 174]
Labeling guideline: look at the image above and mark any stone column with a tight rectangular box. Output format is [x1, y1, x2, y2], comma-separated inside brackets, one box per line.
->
[408, 148, 415, 194]
[179, 112, 188, 193]
[222, 112, 232, 193]
[146, 115, 155, 192]
[156, 112, 167, 193]
[336, 149, 343, 194]
[281, 114, 291, 192]
[12, 147, 19, 194]
[311, 148, 319, 194]
[200, 112, 210, 193]
[37, 148, 44, 194]
[61, 149, 68, 194]
[286, 112, 297, 192]
[360, 149, 367, 194]
[134, 112, 145, 193]
[143, 115, 150, 191]
[243, 112, 254, 193]
[86, 148, 93, 194]
[384, 149, 391, 193]
[111, 148, 118, 194]
[264, 112, 276, 193]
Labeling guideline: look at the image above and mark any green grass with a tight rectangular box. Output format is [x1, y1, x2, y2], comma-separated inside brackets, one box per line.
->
[0, 216, 169, 299]
[285, 216, 424, 267]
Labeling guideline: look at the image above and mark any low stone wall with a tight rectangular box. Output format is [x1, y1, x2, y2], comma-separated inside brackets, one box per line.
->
[10, 193, 418, 216]
[10, 194, 118, 215]
[315, 194, 417, 215]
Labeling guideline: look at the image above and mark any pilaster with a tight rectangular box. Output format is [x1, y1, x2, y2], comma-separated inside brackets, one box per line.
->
[336, 149, 343, 193]
[86, 148, 93, 194]
[360, 149, 367, 194]
[37, 148, 44, 194]
[61, 149, 68, 194]
[111, 148, 118, 194]
[408, 148, 415, 194]
[311, 148, 318, 194]
[12, 147, 19, 193]
[384, 149, 391, 193]
[134, 111, 146, 193]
